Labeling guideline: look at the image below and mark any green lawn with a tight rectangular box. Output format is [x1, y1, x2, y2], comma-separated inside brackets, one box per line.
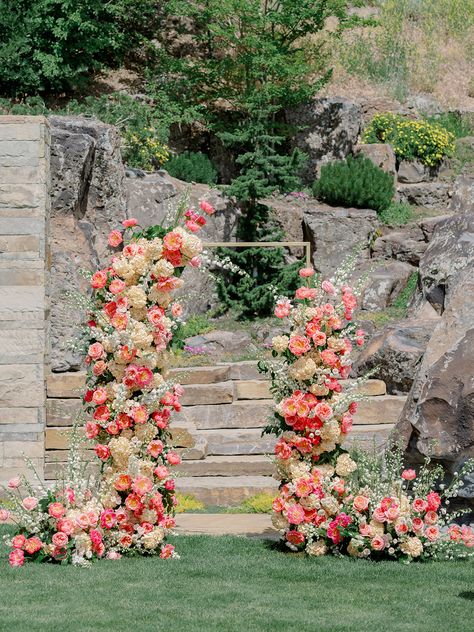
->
[0, 527, 473, 632]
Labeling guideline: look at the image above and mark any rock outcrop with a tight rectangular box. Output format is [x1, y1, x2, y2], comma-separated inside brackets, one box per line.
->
[287, 97, 362, 182]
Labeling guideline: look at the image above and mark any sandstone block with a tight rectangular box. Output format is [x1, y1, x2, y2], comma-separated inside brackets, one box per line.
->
[353, 396, 406, 425]
[0, 407, 39, 424]
[176, 436, 208, 461]
[181, 400, 273, 430]
[227, 361, 261, 381]
[46, 398, 82, 426]
[0, 329, 44, 364]
[0, 364, 44, 407]
[169, 365, 230, 385]
[45, 428, 84, 450]
[180, 382, 234, 406]
[200, 428, 276, 456]
[46, 372, 86, 398]
[234, 380, 271, 400]
[0, 287, 44, 323]
[170, 426, 195, 449]
[176, 455, 275, 477]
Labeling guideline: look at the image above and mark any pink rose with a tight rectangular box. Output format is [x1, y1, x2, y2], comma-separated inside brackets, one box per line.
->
[401, 469, 416, 481]
[91, 270, 108, 289]
[426, 491, 441, 511]
[288, 335, 311, 356]
[320, 349, 338, 367]
[424, 510, 438, 525]
[274, 299, 291, 319]
[12, 534, 26, 549]
[371, 535, 386, 551]
[88, 342, 104, 360]
[359, 523, 372, 537]
[372, 507, 386, 523]
[299, 267, 315, 278]
[9, 549, 24, 567]
[353, 495, 369, 512]
[160, 544, 175, 558]
[171, 303, 183, 317]
[413, 498, 428, 513]
[108, 230, 123, 248]
[109, 278, 126, 294]
[321, 280, 336, 295]
[147, 440, 164, 458]
[185, 220, 200, 233]
[395, 520, 408, 535]
[0, 509, 10, 521]
[52, 532, 69, 548]
[199, 200, 215, 215]
[166, 451, 181, 466]
[122, 218, 138, 228]
[106, 551, 122, 560]
[48, 502, 65, 519]
[312, 331, 326, 347]
[24, 537, 42, 555]
[425, 525, 440, 542]
[190, 256, 201, 268]
[22, 496, 38, 511]
[154, 465, 169, 480]
[295, 287, 317, 300]
[412, 517, 424, 532]
[57, 518, 75, 535]
[314, 402, 333, 421]
[286, 503, 306, 525]
[100, 509, 117, 530]
[7, 477, 21, 489]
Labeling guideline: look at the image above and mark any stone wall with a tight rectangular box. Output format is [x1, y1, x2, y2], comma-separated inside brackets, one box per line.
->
[0, 116, 50, 485]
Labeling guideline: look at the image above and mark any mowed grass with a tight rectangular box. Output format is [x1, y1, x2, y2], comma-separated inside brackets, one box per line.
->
[0, 527, 473, 632]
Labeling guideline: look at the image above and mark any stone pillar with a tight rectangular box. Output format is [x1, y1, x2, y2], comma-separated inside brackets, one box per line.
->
[0, 116, 50, 484]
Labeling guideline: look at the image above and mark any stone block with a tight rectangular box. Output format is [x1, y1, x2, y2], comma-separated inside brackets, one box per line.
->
[234, 380, 271, 400]
[0, 266, 44, 286]
[200, 428, 276, 456]
[0, 185, 46, 210]
[0, 166, 46, 185]
[0, 235, 40, 256]
[0, 364, 44, 407]
[227, 361, 261, 381]
[46, 398, 82, 426]
[0, 329, 44, 364]
[45, 427, 84, 450]
[0, 287, 44, 323]
[176, 436, 208, 461]
[176, 475, 278, 506]
[169, 365, 230, 385]
[0, 123, 43, 141]
[46, 372, 86, 398]
[341, 379, 387, 396]
[3, 440, 44, 458]
[0, 217, 45, 235]
[169, 426, 195, 449]
[182, 401, 273, 430]
[353, 396, 406, 425]
[342, 424, 394, 451]
[176, 455, 275, 477]
[180, 382, 234, 406]
[0, 407, 39, 424]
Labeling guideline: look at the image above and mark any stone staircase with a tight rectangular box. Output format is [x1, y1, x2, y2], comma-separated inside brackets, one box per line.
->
[46, 362, 406, 505]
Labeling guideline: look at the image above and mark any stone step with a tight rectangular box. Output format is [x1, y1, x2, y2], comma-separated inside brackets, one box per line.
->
[234, 380, 271, 400]
[200, 428, 276, 456]
[343, 423, 394, 451]
[179, 400, 273, 430]
[169, 365, 231, 385]
[353, 396, 405, 425]
[180, 382, 235, 406]
[46, 372, 86, 398]
[176, 475, 278, 506]
[176, 455, 275, 477]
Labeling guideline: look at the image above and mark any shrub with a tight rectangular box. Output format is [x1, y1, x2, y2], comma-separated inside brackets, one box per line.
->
[176, 315, 213, 339]
[0, 0, 157, 95]
[363, 113, 455, 167]
[312, 155, 395, 213]
[379, 202, 414, 226]
[426, 112, 474, 139]
[174, 494, 205, 513]
[165, 152, 218, 185]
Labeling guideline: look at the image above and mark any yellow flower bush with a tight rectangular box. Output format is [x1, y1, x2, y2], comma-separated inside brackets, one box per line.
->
[363, 113, 455, 167]
[124, 126, 170, 171]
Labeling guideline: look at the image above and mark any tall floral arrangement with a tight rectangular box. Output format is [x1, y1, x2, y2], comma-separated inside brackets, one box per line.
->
[1, 196, 215, 565]
[261, 261, 474, 562]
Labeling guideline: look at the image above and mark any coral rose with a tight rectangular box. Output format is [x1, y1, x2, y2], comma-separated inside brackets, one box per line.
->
[108, 230, 123, 248]
[9, 549, 25, 567]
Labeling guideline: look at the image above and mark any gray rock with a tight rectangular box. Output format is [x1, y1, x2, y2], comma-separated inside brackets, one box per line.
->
[48, 116, 127, 371]
[185, 330, 256, 356]
[449, 175, 474, 214]
[287, 97, 362, 182]
[372, 226, 427, 265]
[354, 319, 436, 394]
[355, 143, 396, 177]
[405, 94, 443, 117]
[418, 214, 454, 241]
[361, 260, 417, 311]
[397, 160, 430, 184]
[418, 213, 474, 314]
[303, 203, 378, 277]
[397, 181, 451, 209]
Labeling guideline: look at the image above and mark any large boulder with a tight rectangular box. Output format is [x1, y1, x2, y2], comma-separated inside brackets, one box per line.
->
[449, 175, 474, 214]
[397, 181, 451, 209]
[287, 97, 362, 182]
[49, 116, 127, 371]
[354, 319, 437, 394]
[372, 226, 428, 266]
[303, 203, 378, 277]
[360, 260, 417, 311]
[395, 218, 474, 498]
[355, 143, 396, 178]
[418, 213, 474, 314]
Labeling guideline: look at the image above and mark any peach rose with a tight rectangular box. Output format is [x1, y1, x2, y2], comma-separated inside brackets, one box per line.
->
[52, 532, 69, 548]
[48, 502, 65, 519]
[22, 496, 38, 511]
[299, 267, 315, 278]
[122, 218, 138, 228]
[108, 230, 123, 248]
[353, 495, 370, 512]
[371, 535, 386, 551]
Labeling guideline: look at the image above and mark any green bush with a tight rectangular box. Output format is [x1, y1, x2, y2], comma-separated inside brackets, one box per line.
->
[363, 113, 455, 167]
[379, 202, 414, 226]
[0, 0, 157, 95]
[312, 155, 395, 213]
[165, 152, 218, 185]
[176, 315, 213, 340]
[425, 112, 474, 140]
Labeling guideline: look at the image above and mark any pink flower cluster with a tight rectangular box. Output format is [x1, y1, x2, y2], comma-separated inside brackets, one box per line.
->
[264, 266, 474, 561]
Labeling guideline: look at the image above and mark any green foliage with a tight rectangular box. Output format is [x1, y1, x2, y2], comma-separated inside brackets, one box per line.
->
[165, 152, 218, 185]
[392, 271, 419, 311]
[227, 493, 275, 514]
[378, 202, 414, 226]
[0, 0, 157, 95]
[313, 155, 395, 213]
[176, 315, 213, 340]
[216, 204, 301, 319]
[363, 113, 455, 167]
[174, 493, 205, 513]
[426, 112, 474, 139]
